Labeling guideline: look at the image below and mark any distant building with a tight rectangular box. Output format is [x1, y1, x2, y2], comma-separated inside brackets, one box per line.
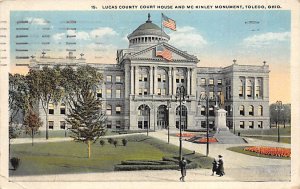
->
[29, 14, 270, 131]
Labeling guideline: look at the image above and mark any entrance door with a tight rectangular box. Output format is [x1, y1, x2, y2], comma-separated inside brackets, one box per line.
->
[157, 105, 168, 129]
[176, 105, 187, 130]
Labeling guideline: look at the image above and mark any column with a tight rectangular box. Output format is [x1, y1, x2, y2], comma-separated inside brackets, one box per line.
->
[168, 68, 172, 95]
[254, 77, 257, 99]
[149, 66, 153, 95]
[244, 78, 247, 100]
[153, 66, 157, 95]
[187, 68, 190, 95]
[130, 66, 134, 95]
[191, 68, 196, 96]
[172, 68, 177, 95]
[135, 66, 139, 95]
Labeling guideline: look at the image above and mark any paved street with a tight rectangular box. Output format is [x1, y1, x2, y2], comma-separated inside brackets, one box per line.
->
[10, 130, 291, 182]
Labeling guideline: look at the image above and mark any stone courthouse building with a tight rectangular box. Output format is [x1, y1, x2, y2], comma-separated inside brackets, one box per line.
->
[29, 14, 270, 131]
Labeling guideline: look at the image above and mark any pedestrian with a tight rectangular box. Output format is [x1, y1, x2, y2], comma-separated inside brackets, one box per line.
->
[216, 155, 225, 177]
[211, 158, 218, 176]
[179, 157, 187, 182]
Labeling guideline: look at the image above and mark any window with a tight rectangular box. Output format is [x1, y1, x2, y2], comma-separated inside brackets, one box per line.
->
[176, 75, 180, 83]
[139, 74, 142, 81]
[157, 88, 161, 95]
[201, 106, 206, 116]
[181, 76, 184, 83]
[139, 88, 143, 95]
[97, 89, 102, 98]
[116, 106, 121, 114]
[106, 121, 112, 129]
[249, 121, 254, 129]
[240, 121, 245, 129]
[162, 75, 166, 82]
[138, 121, 143, 129]
[255, 86, 261, 97]
[239, 86, 244, 97]
[161, 88, 166, 96]
[48, 103, 54, 114]
[106, 105, 112, 115]
[116, 76, 121, 83]
[60, 121, 66, 129]
[116, 121, 121, 129]
[143, 74, 148, 82]
[217, 79, 222, 85]
[143, 88, 148, 95]
[209, 78, 214, 85]
[239, 105, 245, 116]
[116, 89, 121, 98]
[60, 103, 66, 114]
[158, 74, 161, 82]
[209, 121, 214, 128]
[49, 121, 54, 129]
[106, 89, 112, 98]
[209, 106, 214, 116]
[201, 78, 206, 85]
[249, 105, 254, 116]
[209, 91, 214, 99]
[201, 121, 206, 128]
[106, 75, 112, 82]
[258, 121, 263, 129]
[247, 86, 252, 97]
[258, 105, 263, 116]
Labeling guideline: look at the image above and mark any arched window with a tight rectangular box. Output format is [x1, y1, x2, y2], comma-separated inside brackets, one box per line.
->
[249, 105, 254, 116]
[258, 105, 263, 116]
[239, 105, 245, 116]
[201, 106, 206, 116]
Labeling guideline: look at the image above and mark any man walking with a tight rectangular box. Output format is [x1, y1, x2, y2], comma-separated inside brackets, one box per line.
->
[216, 155, 225, 177]
[179, 157, 187, 182]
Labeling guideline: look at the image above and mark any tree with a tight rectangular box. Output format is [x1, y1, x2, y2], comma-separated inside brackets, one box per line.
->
[23, 109, 42, 146]
[66, 85, 106, 158]
[9, 73, 29, 156]
[269, 103, 291, 127]
[27, 66, 63, 139]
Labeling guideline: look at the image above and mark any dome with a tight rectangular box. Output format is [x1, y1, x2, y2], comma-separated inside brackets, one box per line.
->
[127, 14, 170, 48]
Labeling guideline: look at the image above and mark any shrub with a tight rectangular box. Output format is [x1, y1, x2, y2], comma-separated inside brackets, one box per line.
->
[113, 140, 118, 147]
[10, 157, 20, 170]
[99, 140, 105, 147]
[122, 139, 128, 146]
[107, 138, 114, 144]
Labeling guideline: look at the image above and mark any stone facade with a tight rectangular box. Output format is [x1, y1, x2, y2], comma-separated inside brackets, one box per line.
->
[29, 15, 270, 132]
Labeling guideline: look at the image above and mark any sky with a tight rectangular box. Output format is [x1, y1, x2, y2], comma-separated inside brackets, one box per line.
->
[10, 10, 291, 103]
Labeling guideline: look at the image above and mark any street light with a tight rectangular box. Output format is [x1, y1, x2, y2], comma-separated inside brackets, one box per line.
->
[175, 86, 188, 160]
[166, 100, 171, 144]
[275, 101, 284, 143]
[198, 92, 218, 157]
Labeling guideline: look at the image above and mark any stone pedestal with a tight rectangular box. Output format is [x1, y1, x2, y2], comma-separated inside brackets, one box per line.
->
[215, 108, 228, 131]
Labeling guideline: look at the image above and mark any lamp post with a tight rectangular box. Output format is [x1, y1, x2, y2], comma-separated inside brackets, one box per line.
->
[198, 92, 218, 157]
[166, 100, 171, 144]
[175, 86, 187, 160]
[275, 101, 284, 143]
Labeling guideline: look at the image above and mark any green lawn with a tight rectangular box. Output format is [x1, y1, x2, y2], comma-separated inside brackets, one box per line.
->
[10, 135, 212, 176]
[227, 146, 290, 160]
[246, 136, 291, 144]
[236, 126, 291, 136]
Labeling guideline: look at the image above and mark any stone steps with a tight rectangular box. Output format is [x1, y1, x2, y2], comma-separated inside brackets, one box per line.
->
[214, 130, 247, 144]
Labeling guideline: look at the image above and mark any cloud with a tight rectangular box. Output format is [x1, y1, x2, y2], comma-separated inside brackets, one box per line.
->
[25, 17, 49, 25]
[90, 27, 118, 39]
[168, 26, 207, 51]
[52, 27, 118, 42]
[243, 32, 290, 47]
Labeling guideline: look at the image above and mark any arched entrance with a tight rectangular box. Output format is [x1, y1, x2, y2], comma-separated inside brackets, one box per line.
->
[176, 105, 187, 130]
[138, 104, 150, 129]
[157, 105, 168, 129]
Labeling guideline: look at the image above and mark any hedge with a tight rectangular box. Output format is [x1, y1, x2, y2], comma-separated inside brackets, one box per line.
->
[121, 160, 176, 165]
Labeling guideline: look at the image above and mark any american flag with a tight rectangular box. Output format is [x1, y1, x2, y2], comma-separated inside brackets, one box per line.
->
[156, 45, 172, 61]
[162, 13, 176, 31]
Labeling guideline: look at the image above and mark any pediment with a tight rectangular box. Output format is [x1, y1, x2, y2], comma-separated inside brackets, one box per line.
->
[129, 43, 199, 63]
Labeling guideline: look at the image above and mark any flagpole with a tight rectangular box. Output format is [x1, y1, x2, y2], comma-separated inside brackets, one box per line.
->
[160, 13, 163, 44]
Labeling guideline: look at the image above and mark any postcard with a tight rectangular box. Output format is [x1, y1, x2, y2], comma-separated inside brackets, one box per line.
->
[0, 0, 299, 189]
